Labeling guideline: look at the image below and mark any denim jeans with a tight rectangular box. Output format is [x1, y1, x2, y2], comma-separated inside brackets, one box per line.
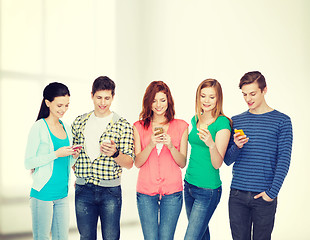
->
[30, 196, 69, 240]
[136, 191, 183, 240]
[184, 180, 222, 240]
[75, 183, 122, 240]
[228, 188, 277, 240]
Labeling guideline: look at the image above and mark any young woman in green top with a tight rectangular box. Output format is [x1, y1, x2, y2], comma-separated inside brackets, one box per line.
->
[184, 79, 231, 240]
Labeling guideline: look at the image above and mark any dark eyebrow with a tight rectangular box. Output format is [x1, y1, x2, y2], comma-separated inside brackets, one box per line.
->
[242, 91, 256, 95]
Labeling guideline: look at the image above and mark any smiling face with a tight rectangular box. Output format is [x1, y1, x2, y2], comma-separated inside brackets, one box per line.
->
[200, 87, 217, 113]
[152, 91, 168, 116]
[92, 90, 113, 117]
[45, 95, 70, 119]
[241, 82, 267, 113]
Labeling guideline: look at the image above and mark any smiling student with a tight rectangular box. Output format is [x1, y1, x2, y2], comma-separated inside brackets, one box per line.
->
[133, 81, 188, 240]
[184, 79, 231, 240]
[224, 71, 293, 240]
[72, 76, 134, 240]
[25, 82, 80, 240]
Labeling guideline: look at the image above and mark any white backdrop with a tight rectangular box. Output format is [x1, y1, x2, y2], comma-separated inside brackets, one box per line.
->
[0, 0, 309, 239]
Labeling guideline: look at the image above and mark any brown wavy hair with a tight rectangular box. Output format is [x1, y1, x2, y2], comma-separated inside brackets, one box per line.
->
[195, 79, 232, 126]
[139, 81, 175, 129]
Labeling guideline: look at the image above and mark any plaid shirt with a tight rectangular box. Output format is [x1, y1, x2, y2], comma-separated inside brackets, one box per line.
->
[71, 111, 134, 185]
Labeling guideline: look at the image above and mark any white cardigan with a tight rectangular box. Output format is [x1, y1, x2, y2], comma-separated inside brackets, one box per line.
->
[24, 119, 76, 191]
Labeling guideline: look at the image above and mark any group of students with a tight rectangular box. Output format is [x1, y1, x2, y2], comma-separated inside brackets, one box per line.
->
[24, 71, 293, 240]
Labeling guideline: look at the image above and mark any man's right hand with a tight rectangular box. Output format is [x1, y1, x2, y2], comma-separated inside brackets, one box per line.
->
[234, 131, 249, 148]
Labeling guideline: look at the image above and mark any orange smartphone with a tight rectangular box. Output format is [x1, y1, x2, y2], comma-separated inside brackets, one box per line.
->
[234, 129, 245, 136]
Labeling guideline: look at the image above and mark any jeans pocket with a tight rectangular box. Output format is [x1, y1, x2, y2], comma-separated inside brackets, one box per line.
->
[230, 188, 239, 197]
[75, 184, 85, 196]
[107, 186, 122, 198]
[259, 196, 276, 204]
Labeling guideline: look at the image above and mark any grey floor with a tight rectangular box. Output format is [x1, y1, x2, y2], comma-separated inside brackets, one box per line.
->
[1, 219, 188, 240]
[0, 223, 143, 240]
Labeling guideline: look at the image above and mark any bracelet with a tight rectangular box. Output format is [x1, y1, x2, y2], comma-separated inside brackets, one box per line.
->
[111, 149, 120, 158]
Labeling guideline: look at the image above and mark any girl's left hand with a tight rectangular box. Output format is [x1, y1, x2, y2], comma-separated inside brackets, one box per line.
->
[162, 133, 174, 150]
[198, 128, 215, 148]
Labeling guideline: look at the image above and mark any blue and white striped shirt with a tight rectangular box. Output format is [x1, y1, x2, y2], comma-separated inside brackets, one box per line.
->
[224, 110, 293, 199]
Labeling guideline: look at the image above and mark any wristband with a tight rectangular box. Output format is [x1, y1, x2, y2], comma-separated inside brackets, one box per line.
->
[111, 149, 120, 158]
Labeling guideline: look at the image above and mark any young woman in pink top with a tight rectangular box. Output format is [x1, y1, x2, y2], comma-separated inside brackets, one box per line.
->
[133, 81, 189, 240]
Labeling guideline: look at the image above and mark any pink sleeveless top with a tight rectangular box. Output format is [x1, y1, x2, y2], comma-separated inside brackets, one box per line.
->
[134, 119, 188, 196]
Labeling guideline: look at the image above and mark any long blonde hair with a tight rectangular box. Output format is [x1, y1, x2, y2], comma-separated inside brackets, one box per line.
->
[195, 79, 232, 125]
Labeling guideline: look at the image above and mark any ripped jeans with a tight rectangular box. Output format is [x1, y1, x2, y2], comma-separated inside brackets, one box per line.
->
[75, 183, 122, 240]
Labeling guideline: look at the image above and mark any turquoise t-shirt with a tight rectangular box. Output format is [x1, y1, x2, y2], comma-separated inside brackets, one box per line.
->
[185, 115, 231, 189]
[30, 119, 70, 201]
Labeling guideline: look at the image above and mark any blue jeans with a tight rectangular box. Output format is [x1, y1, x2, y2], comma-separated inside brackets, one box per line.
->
[228, 189, 277, 240]
[30, 196, 69, 240]
[136, 191, 183, 240]
[184, 180, 222, 240]
[75, 183, 122, 240]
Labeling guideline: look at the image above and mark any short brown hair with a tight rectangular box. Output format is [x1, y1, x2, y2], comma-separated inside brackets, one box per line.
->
[239, 71, 266, 92]
[92, 76, 115, 96]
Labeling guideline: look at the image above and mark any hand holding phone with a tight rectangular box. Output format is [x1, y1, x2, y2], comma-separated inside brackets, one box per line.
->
[102, 139, 111, 144]
[234, 129, 248, 149]
[154, 127, 164, 136]
[72, 144, 83, 151]
[234, 129, 245, 136]
[199, 123, 208, 130]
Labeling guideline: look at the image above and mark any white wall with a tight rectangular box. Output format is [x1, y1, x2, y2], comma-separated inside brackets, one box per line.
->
[0, 0, 309, 239]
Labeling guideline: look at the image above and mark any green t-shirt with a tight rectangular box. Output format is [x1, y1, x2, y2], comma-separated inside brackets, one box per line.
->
[185, 115, 231, 189]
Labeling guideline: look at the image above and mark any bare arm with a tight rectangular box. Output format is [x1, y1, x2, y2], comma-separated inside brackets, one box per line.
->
[198, 128, 231, 169]
[133, 125, 157, 168]
[165, 128, 188, 168]
[100, 140, 133, 169]
[113, 152, 133, 169]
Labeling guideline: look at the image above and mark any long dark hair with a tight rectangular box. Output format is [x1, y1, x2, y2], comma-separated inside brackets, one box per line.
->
[36, 82, 70, 121]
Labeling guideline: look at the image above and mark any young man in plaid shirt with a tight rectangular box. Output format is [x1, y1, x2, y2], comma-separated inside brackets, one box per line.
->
[72, 76, 134, 240]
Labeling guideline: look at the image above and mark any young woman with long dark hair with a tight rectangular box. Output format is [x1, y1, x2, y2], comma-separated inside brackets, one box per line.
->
[25, 82, 80, 240]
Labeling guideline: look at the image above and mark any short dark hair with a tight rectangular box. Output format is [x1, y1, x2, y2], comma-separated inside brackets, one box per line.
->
[239, 71, 266, 92]
[92, 76, 115, 96]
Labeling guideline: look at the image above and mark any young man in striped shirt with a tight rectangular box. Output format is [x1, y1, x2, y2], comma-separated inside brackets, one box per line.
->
[224, 71, 293, 240]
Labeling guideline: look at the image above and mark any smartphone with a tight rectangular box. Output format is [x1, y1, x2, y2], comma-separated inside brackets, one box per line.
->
[154, 127, 164, 136]
[200, 123, 208, 130]
[234, 129, 245, 136]
[72, 144, 83, 151]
